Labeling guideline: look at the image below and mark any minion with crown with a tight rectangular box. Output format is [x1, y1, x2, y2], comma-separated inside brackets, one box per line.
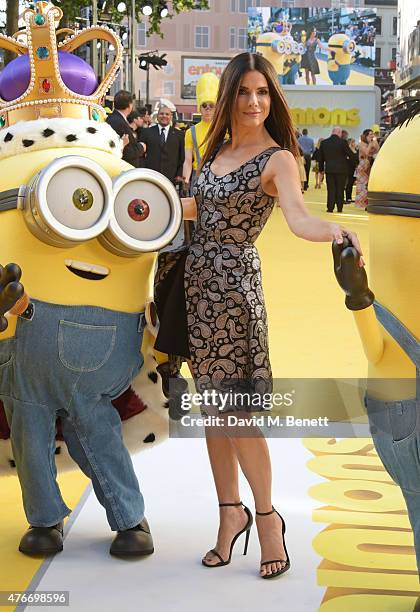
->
[256, 20, 304, 86]
[0, 1, 182, 557]
[327, 32, 356, 85]
[333, 103, 420, 576]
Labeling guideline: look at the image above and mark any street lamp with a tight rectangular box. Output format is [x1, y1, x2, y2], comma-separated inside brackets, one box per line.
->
[138, 51, 168, 106]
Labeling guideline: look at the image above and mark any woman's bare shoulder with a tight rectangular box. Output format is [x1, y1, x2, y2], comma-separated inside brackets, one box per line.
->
[265, 148, 295, 169]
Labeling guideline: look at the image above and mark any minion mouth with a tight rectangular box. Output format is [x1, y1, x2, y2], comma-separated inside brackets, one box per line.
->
[65, 259, 109, 281]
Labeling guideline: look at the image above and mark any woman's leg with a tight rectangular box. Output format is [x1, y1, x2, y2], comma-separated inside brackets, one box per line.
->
[201, 432, 251, 565]
[230, 435, 287, 577]
[305, 69, 310, 85]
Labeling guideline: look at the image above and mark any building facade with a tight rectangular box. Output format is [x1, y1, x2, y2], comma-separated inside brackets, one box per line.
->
[127, 1, 396, 118]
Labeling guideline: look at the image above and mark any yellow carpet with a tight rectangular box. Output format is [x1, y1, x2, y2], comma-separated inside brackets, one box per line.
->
[295, 57, 374, 86]
[0, 472, 88, 611]
[0, 184, 369, 604]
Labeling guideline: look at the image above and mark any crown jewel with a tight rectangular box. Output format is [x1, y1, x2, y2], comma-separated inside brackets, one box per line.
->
[0, 1, 123, 128]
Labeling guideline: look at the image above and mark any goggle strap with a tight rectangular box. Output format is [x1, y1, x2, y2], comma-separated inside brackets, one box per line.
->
[0, 188, 19, 212]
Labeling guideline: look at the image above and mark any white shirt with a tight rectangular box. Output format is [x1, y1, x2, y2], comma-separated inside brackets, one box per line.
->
[158, 124, 170, 142]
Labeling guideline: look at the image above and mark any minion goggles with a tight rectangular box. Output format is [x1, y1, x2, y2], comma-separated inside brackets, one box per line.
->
[367, 191, 420, 218]
[0, 156, 182, 256]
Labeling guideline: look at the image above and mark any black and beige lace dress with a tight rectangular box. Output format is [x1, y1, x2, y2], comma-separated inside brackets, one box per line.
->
[155, 146, 281, 412]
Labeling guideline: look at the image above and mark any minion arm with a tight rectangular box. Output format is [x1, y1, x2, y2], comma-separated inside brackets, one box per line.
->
[353, 307, 384, 364]
[332, 240, 384, 364]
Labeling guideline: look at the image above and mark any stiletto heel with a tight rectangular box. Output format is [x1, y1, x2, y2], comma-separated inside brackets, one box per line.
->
[256, 506, 290, 579]
[202, 501, 253, 567]
[243, 526, 251, 555]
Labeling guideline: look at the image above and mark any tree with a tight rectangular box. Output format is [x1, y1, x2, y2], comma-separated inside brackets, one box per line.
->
[5, 0, 19, 66]
[5, 1, 210, 44]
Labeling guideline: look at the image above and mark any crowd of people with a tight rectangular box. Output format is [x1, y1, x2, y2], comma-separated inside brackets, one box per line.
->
[106, 90, 381, 216]
[296, 126, 381, 212]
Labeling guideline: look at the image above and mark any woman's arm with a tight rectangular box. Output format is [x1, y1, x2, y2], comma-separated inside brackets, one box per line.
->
[367, 139, 380, 156]
[358, 141, 368, 159]
[183, 149, 193, 185]
[267, 150, 364, 261]
[181, 196, 197, 221]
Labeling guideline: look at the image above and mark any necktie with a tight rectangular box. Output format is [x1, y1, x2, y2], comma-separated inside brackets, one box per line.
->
[160, 127, 166, 147]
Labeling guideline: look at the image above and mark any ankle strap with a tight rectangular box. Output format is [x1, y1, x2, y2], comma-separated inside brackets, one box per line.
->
[219, 501, 243, 507]
[256, 505, 275, 516]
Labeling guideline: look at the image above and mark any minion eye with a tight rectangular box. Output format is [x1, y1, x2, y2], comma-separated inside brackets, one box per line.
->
[47, 168, 104, 228]
[21, 156, 113, 247]
[274, 40, 285, 54]
[100, 169, 182, 256]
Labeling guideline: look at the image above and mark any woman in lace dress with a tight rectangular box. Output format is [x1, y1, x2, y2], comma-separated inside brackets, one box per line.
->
[157, 52, 363, 579]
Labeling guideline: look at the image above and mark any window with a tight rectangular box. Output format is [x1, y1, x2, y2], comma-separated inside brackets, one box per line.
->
[393, 16, 398, 36]
[195, 26, 210, 48]
[163, 81, 175, 96]
[238, 28, 247, 50]
[193, 0, 210, 9]
[139, 80, 147, 97]
[392, 47, 397, 61]
[375, 46, 381, 67]
[376, 16, 382, 35]
[232, 0, 261, 13]
[229, 27, 236, 50]
[137, 22, 147, 47]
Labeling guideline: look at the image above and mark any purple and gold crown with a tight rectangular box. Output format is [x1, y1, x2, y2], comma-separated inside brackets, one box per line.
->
[272, 19, 292, 35]
[0, 1, 122, 129]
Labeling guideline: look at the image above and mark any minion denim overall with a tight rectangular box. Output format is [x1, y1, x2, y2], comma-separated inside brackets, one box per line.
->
[0, 299, 146, 531]
[365, 302, 420, 576]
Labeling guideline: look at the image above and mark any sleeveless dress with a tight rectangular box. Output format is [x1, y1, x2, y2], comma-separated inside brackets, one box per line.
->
[154, 145, 281, 411]
[184, 145, 281, 410]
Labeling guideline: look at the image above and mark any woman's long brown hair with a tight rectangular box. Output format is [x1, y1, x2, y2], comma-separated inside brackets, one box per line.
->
[199, 52, 299, 171]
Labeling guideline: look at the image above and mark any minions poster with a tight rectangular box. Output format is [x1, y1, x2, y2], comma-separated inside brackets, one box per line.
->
[248, 7, 376, 87]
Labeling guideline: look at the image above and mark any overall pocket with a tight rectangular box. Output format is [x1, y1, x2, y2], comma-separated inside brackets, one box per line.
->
[0, 338, 16, 396]
[58, 321, 116, 373]
[390, 400, 418, 443]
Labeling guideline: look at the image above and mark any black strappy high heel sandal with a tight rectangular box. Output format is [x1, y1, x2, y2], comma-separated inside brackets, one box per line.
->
[256, 506, 290, 579]
[202, 501, 253, 568]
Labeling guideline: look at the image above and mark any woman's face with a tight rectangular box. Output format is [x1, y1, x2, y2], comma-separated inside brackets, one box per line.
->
[366, 130, 373, 142]
[234, 70, 270, 130]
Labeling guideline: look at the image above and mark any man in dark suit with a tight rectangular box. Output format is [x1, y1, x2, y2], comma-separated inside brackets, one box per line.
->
[140, 105, 185, 185]
[318, 127, 351, 213]
[106, 90, 145, 168]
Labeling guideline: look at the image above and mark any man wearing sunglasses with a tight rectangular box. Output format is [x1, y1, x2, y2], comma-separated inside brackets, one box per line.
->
[183, 72, 219, 195]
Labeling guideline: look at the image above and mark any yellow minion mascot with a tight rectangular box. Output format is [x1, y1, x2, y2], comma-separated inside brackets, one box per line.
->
[327, 33, 356, 86]
[255, 28, 285, 82]
[256, 21, 303, 86]
[333, 102, 420, 577]
[0, 1, 182, 557]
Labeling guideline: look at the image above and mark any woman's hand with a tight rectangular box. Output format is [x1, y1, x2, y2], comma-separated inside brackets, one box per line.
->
[330, 224, 365, 267]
